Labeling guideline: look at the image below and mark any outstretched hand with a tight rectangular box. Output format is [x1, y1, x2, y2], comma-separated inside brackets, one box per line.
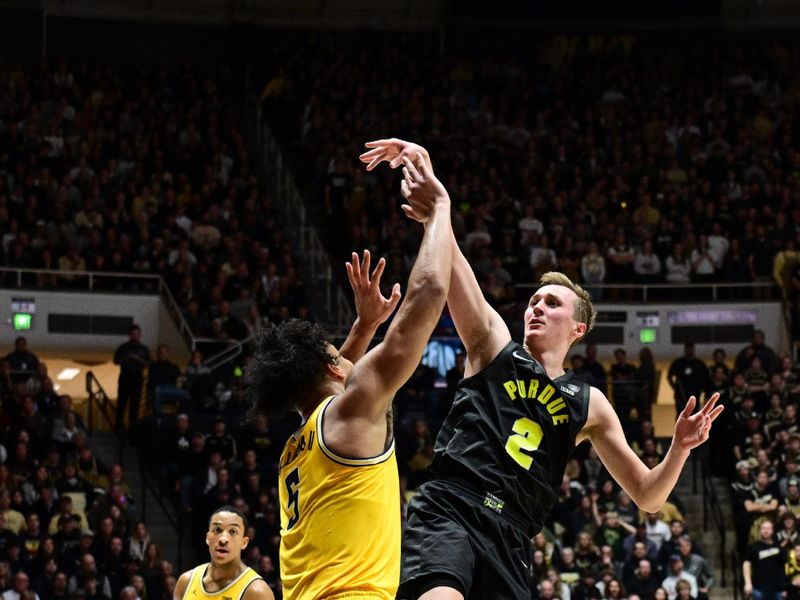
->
[399, 154, 449, 224]
[359, 138, 433, 172]
[345, 250, 401, 327]
[673, 393, 725, 452]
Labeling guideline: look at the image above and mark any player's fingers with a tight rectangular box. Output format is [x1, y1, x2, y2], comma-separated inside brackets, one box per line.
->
[701, 393, 720, 414]
[361, 249, 371, 282]
[350, 252, 361, 285]
[370, 257, 386, 287]
[364, 139, 391, 148]
[400, 179, 412, 199]
[402, 155, 422, 181]
[708, 405, 725, 422]
[366, 155, 386, 171]
[387, 282, 402, 311]
[681, 396, 696, 418]
[345, 260, 356, 288]
[416, 152, 432, 178]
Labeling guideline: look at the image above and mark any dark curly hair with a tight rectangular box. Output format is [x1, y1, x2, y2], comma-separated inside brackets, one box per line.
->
[245, 319, 335, 417]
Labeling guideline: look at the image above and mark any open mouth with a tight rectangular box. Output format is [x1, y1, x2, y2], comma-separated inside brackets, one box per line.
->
[214, 548, 229, 557]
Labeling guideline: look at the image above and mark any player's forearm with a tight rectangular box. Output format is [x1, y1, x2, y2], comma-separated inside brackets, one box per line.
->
[339, 317, 380, 364]
[447, 233, 502, 353]
[636, 442, 691, 513]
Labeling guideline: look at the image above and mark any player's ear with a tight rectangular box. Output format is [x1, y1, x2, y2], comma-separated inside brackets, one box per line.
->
[241, 535, 249, 550]
[325, 362, 345, 382]
[205, 532, 211, 546]
[574, 322, 587, 340]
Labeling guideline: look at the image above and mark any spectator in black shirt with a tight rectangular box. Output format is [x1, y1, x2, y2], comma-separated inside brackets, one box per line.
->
[5, 337, 39, 383]
[112, 325, 151, 430]
[744, 519, 786, 600]
[668, 341, 711, 417]
[736, 330, 778, 374]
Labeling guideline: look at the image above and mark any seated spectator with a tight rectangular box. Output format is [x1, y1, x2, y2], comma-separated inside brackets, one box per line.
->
[676, 535, 714, 600]
[665, 243, 691, 284]
[661, 554, 698, 600]
[3, 571, 40, 600]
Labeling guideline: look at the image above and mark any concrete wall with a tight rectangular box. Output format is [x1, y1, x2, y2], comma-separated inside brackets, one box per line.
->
[570, 301, 789, 361]
[0, 289, 189, 362]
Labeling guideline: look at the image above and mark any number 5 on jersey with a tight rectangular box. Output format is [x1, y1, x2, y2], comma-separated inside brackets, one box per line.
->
[285, 467, 300, 529]
[504, 417, 543, 470]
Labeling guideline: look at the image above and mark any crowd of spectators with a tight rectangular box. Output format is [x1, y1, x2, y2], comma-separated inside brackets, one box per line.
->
[8, 30, 800, 600]
[0, 59, 309, 343]
[264, 34, 800, 327]
[0, 337, 185, 600]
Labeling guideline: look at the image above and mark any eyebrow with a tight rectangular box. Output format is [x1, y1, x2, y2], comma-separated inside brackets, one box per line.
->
[211, 521, 241, 529]
[530, 292, 561, 302]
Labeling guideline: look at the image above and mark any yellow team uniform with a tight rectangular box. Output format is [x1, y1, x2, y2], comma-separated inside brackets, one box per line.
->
[181, 564, 262, 600]
[279, 396, 400, 600]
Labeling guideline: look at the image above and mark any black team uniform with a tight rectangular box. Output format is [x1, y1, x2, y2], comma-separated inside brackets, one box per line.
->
[398, 342, 590, 599]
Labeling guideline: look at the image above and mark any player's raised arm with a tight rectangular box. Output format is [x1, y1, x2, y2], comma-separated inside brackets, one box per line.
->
[581, 390, 724, 513]
[328, 153, 453, 424]
[362, 138, 511, 376]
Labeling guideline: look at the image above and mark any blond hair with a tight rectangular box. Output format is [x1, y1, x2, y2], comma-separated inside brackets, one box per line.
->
[539, 271, 597, 342]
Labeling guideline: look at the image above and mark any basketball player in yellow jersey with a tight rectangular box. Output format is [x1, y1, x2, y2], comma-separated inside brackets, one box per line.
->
[244, 153, 453, 600]
[173, 506, 274, 600]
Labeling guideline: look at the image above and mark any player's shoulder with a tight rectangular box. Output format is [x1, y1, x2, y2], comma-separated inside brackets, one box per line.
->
[173, 568, 197, 600]
[242, 577, 273, 600]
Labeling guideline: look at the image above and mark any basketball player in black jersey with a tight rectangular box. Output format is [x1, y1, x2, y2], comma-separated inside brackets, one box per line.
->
[360, 139, 725, 600]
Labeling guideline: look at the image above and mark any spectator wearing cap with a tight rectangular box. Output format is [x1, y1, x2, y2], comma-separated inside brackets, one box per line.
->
[780, 460, 800, 499]
[744, 519, 786, 600]
[661, 554, 698, 600]
[47, 496, 88, 536]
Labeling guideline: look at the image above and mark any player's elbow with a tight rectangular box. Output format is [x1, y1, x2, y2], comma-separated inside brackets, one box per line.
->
[409, 274, 448, 303]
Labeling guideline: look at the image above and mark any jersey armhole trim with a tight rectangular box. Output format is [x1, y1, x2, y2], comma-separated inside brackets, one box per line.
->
[235, 572, 264, 600]
[181, 565, 201, 600]
[316, 396, 395, 467]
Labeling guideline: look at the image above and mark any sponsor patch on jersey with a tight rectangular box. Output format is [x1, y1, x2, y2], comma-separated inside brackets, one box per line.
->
[560, 383, 581, 396]
[483, 492, 505, 515]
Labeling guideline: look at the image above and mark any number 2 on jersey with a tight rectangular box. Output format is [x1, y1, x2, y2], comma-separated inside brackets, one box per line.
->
[285, 467, 300, 529]
[504, 417, 543, 470]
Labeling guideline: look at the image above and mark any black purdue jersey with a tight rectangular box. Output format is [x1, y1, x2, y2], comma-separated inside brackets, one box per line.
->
[430, 341, 590, 534]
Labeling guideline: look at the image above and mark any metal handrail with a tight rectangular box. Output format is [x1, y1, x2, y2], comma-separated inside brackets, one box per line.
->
[85, 370, 124, 466]
[700, 450, 728, 588]
[201, 332, 257, 371]
[85, 370, 185, 571]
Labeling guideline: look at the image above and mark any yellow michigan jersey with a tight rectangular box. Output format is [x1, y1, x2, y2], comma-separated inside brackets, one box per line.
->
[279, 396, 400, 600]
[182, 563, 262, 600]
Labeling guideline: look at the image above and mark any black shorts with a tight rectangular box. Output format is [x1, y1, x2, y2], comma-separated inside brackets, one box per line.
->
[397, 479, 532, 600]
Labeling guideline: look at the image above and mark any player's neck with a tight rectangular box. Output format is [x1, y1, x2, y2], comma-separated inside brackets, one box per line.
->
[525, 344, 567, 379]
[299, 383, 343, 421]
[208, 558, 245, 583]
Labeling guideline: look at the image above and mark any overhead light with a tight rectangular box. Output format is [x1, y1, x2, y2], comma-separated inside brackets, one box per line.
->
[53, 383, 61, 391]
[57, 368, 81, 381]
